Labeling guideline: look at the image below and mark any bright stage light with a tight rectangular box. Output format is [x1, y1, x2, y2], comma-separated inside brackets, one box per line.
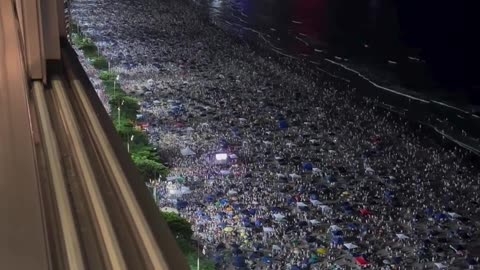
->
[215, 153, 228, 161]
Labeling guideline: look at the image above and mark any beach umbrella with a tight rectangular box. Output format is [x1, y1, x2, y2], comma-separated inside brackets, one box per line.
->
[309, 255, 319, 264]
[224, 227, 234, 232]
[360, 208, 372, 216]
[316, 248, 327, 255]
[355, 256, 369, 267]
[396, 233, 409, 240]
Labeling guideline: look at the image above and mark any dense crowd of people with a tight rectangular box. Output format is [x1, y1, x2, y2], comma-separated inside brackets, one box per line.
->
[72, 0, 480, 269]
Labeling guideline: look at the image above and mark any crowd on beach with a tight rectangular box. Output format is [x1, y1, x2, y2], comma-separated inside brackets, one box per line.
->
[72, 0, 480, 269]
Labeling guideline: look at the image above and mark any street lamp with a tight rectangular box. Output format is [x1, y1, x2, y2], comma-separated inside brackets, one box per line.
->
[127, 134, 134, 153]
[113, 74, 120, 97]
[117, 99, 124, 126]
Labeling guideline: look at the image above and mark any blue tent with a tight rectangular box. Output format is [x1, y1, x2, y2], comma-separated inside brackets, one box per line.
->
[232, 256, 246, 268]
[291, 266, 301, 270]
[255, 219, 263, 227]
[384, 191, 394, 199]
[434, 213, 448, 221]
[219, 198, 229, 206]
[348, 223, 358, 230]
[331, 230, 343, 236]
[248, 208, 257, 216]
[231, 127, 242, 137]
[279, 120, 289, 129]
[331, 237, 344, 245]
[270, 207, 282, 213]
[303, 163, 313, 171]
[287, 197, 296, 205]
[240, 209, 250, 216]
[232, 203, 243, 210]
[205, 195, 215, 203]
[176, 200, 188, 209]
[261, 256, 272, 264]
[213, 255, 224, 263]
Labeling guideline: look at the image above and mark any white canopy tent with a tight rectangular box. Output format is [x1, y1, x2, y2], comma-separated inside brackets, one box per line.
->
[447, 212, 461, 218]
[329, 225, 342, 232]
[310, 199, 321, 206]
[434, 263, 448, 269]
[344, 243, 358, 250]
[296, 202, 308, 207]
[289, 173, 301, 179]
[309, 219, 320, 225]
[263, 227, 274, 233]
[180, 147, 196, 156]
[396, 233, 409, 240]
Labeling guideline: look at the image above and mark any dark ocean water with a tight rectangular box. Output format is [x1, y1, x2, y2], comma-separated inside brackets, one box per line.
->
[191, 0, 480, 154]
[194, 0, 480, 105]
